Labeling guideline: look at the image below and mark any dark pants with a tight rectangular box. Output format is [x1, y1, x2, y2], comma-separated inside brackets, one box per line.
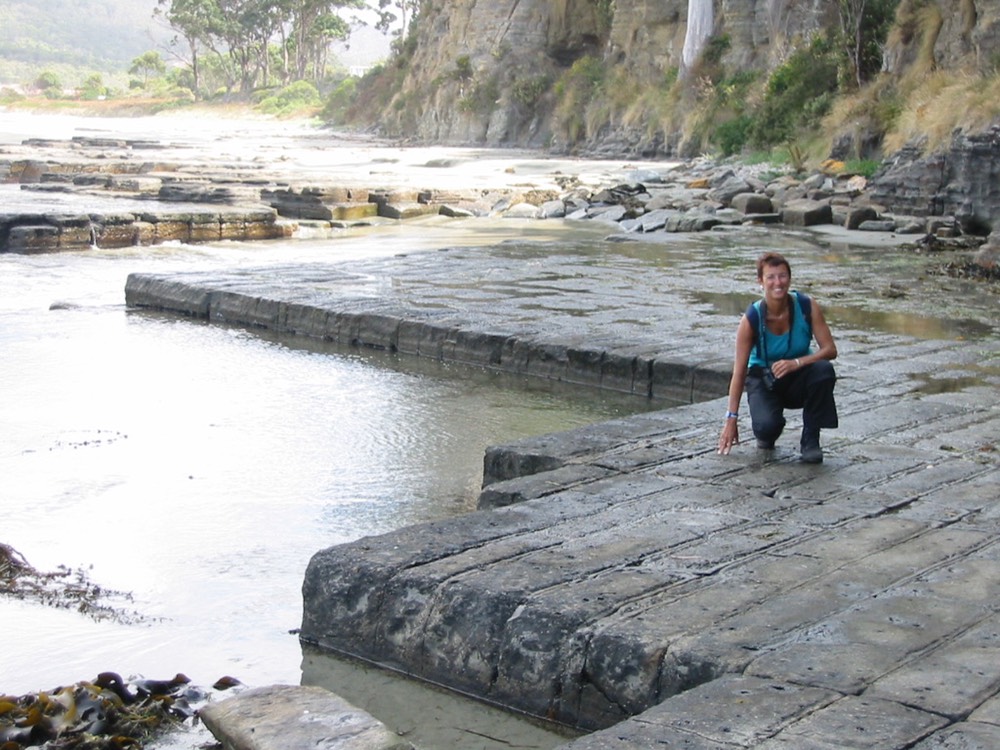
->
[746, 360, 838, 444]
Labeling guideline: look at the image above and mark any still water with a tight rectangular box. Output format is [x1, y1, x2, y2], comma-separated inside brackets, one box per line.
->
[0, 225, 662, 701]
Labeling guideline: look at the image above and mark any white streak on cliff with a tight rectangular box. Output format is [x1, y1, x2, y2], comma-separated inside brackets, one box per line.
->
[681, 0, 715, 73]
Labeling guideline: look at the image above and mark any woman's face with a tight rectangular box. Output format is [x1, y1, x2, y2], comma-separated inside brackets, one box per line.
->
[760, 263, 791, 301]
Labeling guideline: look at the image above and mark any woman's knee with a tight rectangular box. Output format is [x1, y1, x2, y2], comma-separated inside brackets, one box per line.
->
[753, 413, 785, 440]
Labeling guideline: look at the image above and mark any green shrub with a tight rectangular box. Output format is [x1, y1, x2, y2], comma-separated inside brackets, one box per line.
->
[256, 80, 321, 115]
[0, 87, 24, 104]
[322, 77, 357, 123]
[34, 70, 61, 92]
[453, 55, 474, 81]
[458, 74, 500, 115]
[701, 34, 731, 67]
[80, 73, 106, 100]
[553, 55, 606, 142]
[844, 158, 881, 178]
[749, 34, 839, 148]
[713, 115, 753, 155]
[512, 75, 550, 108]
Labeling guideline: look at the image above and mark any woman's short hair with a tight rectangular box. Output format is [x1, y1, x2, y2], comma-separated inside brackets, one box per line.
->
[757, 252, 791, 280]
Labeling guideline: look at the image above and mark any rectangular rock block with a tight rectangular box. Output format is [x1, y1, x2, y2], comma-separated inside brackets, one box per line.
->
[650, 358, 695, 403]
[352, 314, 401, 350]
[199, 684, 413, 750]
[6, 224, 60, 253]
[444, 329, 507, 366]
[330, 203, 378, 221]
[521, 342, 570, 381]
[125, 274, 210, 316]
[152, 220, 191, 243]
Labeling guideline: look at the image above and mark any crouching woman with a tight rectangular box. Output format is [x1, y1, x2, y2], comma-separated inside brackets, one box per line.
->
[717, 252, 838, 463]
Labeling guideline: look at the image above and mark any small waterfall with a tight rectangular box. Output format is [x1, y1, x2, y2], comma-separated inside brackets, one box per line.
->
[681, 0, 714, 73]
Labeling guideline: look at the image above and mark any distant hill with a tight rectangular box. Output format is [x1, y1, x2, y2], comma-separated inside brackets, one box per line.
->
[0, 0, 167, 72]
[0, 0, 389, 84]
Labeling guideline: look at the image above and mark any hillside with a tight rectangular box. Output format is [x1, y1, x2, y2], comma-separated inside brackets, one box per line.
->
[354, 0, 998, 160]
[0, 0, 166, 74]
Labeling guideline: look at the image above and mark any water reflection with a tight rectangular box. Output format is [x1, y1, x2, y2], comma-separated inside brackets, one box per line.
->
[0, 247, 658, 698]
[689, 290, 993, 340]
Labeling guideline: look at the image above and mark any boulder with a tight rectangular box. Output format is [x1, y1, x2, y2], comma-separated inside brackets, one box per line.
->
[638, 208, 671, 232]
[439, 204, 476, 218]
[844, 206, 879, 230]
[707, 175, 753, 205]
[858, 219, 898, 232]
[380, 202, 441, 220]
[199, 685, 413, 750]
[587, 204, 629, 222]
[781, 199, 833, 227]
[731, 192, 773, 214]
[6, 224, 60, 252]
[540, 199, 566, 218]
[504, 202, 543, 219]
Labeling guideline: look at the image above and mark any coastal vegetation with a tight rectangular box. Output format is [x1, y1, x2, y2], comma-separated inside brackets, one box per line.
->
[0, 0, 395, 116]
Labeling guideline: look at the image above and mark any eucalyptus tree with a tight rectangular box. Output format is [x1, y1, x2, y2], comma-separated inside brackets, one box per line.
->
[288, 0, 360, 81]
[374, 0, 420, 39]
[157, 0, 363, 96]
[155, 0, 225, 97]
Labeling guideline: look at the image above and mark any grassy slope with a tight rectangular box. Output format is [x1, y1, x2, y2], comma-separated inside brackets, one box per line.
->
[0, 0, 168, 83]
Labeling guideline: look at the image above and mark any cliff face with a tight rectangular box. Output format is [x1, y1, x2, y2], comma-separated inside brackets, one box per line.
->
[378, 0, 1000, 149]
[372, 0, 1000, 228]
[382, 0, 842, 150]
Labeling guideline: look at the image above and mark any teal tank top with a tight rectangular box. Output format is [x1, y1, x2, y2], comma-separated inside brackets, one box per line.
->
[747, 291, 813, 368]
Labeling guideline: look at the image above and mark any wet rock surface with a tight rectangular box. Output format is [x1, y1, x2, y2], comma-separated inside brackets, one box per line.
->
[199, 685, 413, 750]
[10, 116, 1000, 748]
[5, 122, 995, 271]
[124, 221, 1000, 748]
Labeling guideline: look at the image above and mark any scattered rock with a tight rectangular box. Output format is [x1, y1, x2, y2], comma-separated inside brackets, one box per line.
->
[200, 684, 414, 750]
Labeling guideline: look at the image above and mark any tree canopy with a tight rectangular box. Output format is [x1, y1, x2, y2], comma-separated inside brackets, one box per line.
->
[156, 0, 365, 97]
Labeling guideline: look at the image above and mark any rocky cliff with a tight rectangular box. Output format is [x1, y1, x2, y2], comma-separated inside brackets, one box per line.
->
[376, 0, 996, 150]
[362, 0, 1000, 230]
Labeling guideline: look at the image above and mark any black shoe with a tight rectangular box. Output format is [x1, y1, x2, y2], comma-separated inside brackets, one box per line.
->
[756, 439, 775, 450]
[800, 429, 823, 463]
[801, 444, 823, 463]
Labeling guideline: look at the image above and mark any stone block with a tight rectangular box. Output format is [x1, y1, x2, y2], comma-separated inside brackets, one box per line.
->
[600, 351, 642, 394]
[445, 329, 507, 366]
[379, 202, 440, 220]
[189, 214, 222, 242]
[133, 221, 155, 245]
[651, 358, 695, 403]
[6, 224, 59, 252]
[859, 219, 898, 232]
[352, 314, 401, 350]
[152, 220, 192, 243]
[330, 203, 379, 221]
[781, 199, 834, 226]
[124, 274, 210, 316]
[57, 225, 96, 249]
[108, 175, 162, 193]
[200, 684, 413, 750]
[844, 206, 878, 229]
[731, 192, 773, 214]
[95, 222, 140, 248]
[504, 202, 542, 219]
[219, 218, 248, 240]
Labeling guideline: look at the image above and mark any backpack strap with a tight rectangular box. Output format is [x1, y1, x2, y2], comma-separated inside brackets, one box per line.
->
[745, 300, 766, 360]
[797, 292, 813, 338]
